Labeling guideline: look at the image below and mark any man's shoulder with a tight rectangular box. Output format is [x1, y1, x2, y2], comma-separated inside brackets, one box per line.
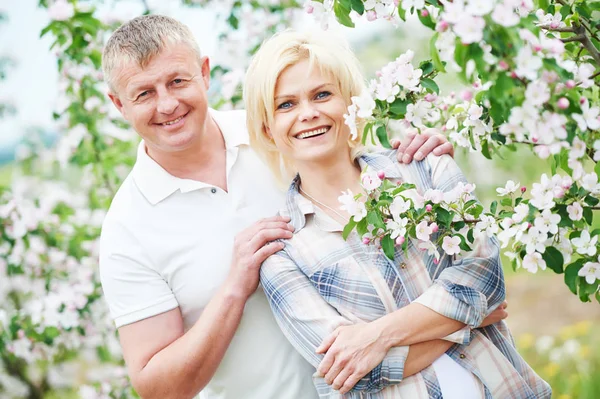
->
[101, 173, 145, 235]
[211, 108, 247, 126]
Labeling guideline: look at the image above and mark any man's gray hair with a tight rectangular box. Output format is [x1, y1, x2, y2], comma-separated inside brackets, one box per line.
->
[102, 14, 202, 92]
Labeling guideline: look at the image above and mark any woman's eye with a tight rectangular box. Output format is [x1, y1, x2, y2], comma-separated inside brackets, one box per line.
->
[316, 91, 331, 99]
[277, 101, 292, 110]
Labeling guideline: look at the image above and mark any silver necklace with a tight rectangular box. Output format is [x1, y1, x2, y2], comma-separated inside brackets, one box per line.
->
[299, 185, 348, 223]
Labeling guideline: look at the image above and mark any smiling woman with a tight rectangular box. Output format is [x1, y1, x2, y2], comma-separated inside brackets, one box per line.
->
[243, 29, 551, 399]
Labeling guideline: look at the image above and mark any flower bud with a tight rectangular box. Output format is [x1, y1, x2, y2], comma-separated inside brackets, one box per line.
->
[433, 258, 440, 265]
[566, 80, 576, 89]
[421, 9, 429, 17]
[377, 171, 386, 180]
[430, 222, 439, 233]
[533, 45, 543, 52]
[366, 10, 377, 21]
[520, 186, 527, 193]
[460, 90, 473, 102]
[510, 71, 518, 79]
[362, 237, 371, 245]
[424, 93, 437, 102]
[426, 204, 433, 212]
[304, 4, 314, 13]
[436, 20, 449, 32]
[395, 236, 405, 246]
[557, 97, 569, 110]
[580, 97, 586, 105]
[550, 21, 560, 29]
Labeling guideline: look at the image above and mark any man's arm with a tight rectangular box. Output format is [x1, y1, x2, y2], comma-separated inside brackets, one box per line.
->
[392, 127, 455, 163]
[102, 216, 293, 399]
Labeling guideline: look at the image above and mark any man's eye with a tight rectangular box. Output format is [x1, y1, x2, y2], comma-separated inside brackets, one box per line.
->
[277, 101, 292, 110]
[173, 78, 183, 84]
[137, 91, 149, 99]
[316, 91, 331, 99]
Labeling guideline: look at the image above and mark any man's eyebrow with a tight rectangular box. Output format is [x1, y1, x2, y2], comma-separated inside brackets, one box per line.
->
[275, 83, 334, 101]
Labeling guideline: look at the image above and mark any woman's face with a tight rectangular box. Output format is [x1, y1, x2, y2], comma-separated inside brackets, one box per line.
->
[268, 59, 351, 166]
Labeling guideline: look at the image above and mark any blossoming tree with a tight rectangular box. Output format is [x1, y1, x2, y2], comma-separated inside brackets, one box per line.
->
[0, 0, 598, 397]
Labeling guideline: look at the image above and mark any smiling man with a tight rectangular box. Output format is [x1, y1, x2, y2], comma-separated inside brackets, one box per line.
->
[98, 15, 455, 399]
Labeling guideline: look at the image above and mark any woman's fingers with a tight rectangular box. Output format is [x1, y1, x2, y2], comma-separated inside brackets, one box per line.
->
[317, 350, 335, 378]
[316, 332, 337, 354]
[331, 366, 353, 391]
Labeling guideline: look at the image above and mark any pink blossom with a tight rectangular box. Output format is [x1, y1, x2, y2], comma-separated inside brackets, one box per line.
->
[557, 98, 569, 110]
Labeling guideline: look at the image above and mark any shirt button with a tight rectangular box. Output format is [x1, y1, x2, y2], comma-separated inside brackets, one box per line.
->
[459, 354, 466, 359]
[211, 188, 217, 194]
[400, 262, 407, 269]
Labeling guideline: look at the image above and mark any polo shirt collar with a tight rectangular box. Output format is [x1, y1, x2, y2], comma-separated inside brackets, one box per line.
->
[286, 150, 402, 233]
[132, 108, 249, 205]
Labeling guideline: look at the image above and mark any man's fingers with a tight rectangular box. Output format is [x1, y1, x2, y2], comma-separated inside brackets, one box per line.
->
[248, 228, 293, 250]
[399, 134, 427, 163]
[253, 241, 285, 263]
[339, 372, 363, 394]
[432, 141, 455, 157]
[412, 136, 442, 161]
[331, 367, 353, 391]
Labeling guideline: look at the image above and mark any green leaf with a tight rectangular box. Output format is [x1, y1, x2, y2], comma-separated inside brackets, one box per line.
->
[376, 125, 392, 149]
[595, 160, 600, 180]
[585, 195, 599, 207]
[420, 78, 440, 94]
[542, 246, 564, 274]
[429, 33, 446, 73]
[467, 228, 475, 244]
[389, 97, 409, 117]
[356, 219, 368, 236]
[350, 0, 365, 14]
[435, 207, 453, 227]
[397, 2, 407, 20]
[564, 262, 583, 295]
[583, 207, 593, 225]
[481, 140, 492, 160]
[419, 61, 434, 76]
[490, 200, 498, 215]
[458, 234, 472, 251]
[500, 197, 512, 207]
[367, 210, 384, 228]
[381, 235, 395, 260]
[342, 218, 356, 240]
[334, 1, 355, 27]
[417, 9, 436, 29]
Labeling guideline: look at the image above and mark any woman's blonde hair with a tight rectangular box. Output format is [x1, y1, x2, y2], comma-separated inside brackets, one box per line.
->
[244, 30, 367, 185]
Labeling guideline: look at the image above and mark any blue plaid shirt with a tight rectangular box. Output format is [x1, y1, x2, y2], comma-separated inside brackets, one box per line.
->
[260, 151, 551, 399]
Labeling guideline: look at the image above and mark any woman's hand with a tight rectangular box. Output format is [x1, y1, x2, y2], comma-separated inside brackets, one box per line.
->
[315, 323, 389, 395]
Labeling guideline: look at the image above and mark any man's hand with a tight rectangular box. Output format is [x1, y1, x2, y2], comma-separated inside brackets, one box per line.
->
[392, 127, 454, 164]
[315, 323, 389, 395]
[226, 215, 294, 299]
[479, 300, 508, 327]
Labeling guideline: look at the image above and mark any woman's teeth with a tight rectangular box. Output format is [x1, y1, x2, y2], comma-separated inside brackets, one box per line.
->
[297, 127, 329, 139]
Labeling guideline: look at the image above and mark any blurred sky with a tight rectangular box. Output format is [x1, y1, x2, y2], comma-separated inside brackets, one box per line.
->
[0, 1, 411, 150]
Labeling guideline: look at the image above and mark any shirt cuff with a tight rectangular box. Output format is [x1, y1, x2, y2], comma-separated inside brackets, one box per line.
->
[381, 346, 410, 384]
[441, 326, 471, 345]
[414, 283, 486, 332]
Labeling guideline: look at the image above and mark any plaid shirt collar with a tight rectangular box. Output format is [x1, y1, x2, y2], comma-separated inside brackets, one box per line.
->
[285, 150, 402, 233]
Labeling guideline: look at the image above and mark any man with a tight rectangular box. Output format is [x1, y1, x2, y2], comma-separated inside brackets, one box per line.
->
[99, 14, 462, 399]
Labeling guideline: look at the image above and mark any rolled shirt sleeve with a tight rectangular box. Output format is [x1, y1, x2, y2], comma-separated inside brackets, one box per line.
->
[260, 249, 409, 394]
[99, 216, 178, 328]
[413, 154, 506, 329]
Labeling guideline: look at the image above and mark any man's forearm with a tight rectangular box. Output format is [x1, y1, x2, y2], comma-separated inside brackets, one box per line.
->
[375, 302, 466, 349]
[404, 339, 454, 378]
[135, 286, 247, 399]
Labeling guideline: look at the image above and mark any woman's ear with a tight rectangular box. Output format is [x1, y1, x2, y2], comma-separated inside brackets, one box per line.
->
[263, 123, 273, 140]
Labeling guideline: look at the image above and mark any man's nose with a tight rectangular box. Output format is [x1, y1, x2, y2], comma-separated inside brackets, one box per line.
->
[297, 102, 320, 122]
[156, 90, 179, 115]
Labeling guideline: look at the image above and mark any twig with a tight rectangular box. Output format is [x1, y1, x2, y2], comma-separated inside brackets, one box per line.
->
[561, 34, 586, 43]
[538, 25, 575, 33]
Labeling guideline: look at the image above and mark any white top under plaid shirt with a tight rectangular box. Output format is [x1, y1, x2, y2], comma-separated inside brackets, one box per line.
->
[260, 151, 551, 399]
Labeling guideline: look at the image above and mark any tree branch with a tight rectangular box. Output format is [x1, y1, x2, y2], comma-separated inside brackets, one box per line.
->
[561, 34, 586, 43]
[539, 25, 575, 33]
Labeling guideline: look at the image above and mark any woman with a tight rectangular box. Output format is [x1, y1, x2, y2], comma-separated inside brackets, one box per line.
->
[244, 30, 551, 399]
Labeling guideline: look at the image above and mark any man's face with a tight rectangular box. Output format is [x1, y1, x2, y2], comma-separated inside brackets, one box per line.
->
[108, 43, 211, 155]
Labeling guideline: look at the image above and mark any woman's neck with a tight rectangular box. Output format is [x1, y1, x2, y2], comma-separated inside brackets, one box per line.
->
[296, 153, 363, 212]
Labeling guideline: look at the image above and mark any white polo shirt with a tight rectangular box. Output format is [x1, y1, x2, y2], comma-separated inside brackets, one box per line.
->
[99, 109, 317, 399]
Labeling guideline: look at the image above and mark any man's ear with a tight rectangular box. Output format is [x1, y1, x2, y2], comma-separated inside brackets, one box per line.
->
[108, 91, 127, 119]
[200, 56, 211, 90]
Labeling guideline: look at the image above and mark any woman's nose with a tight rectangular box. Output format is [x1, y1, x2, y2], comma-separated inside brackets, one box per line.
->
[297, 102, 320, 122]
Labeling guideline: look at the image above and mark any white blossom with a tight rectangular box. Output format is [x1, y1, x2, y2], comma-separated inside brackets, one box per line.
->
[442, 235, 461, 255]
[579, 260, 600, 284]
[571, 230, 598, 256]
[522, 252, 547, 273]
